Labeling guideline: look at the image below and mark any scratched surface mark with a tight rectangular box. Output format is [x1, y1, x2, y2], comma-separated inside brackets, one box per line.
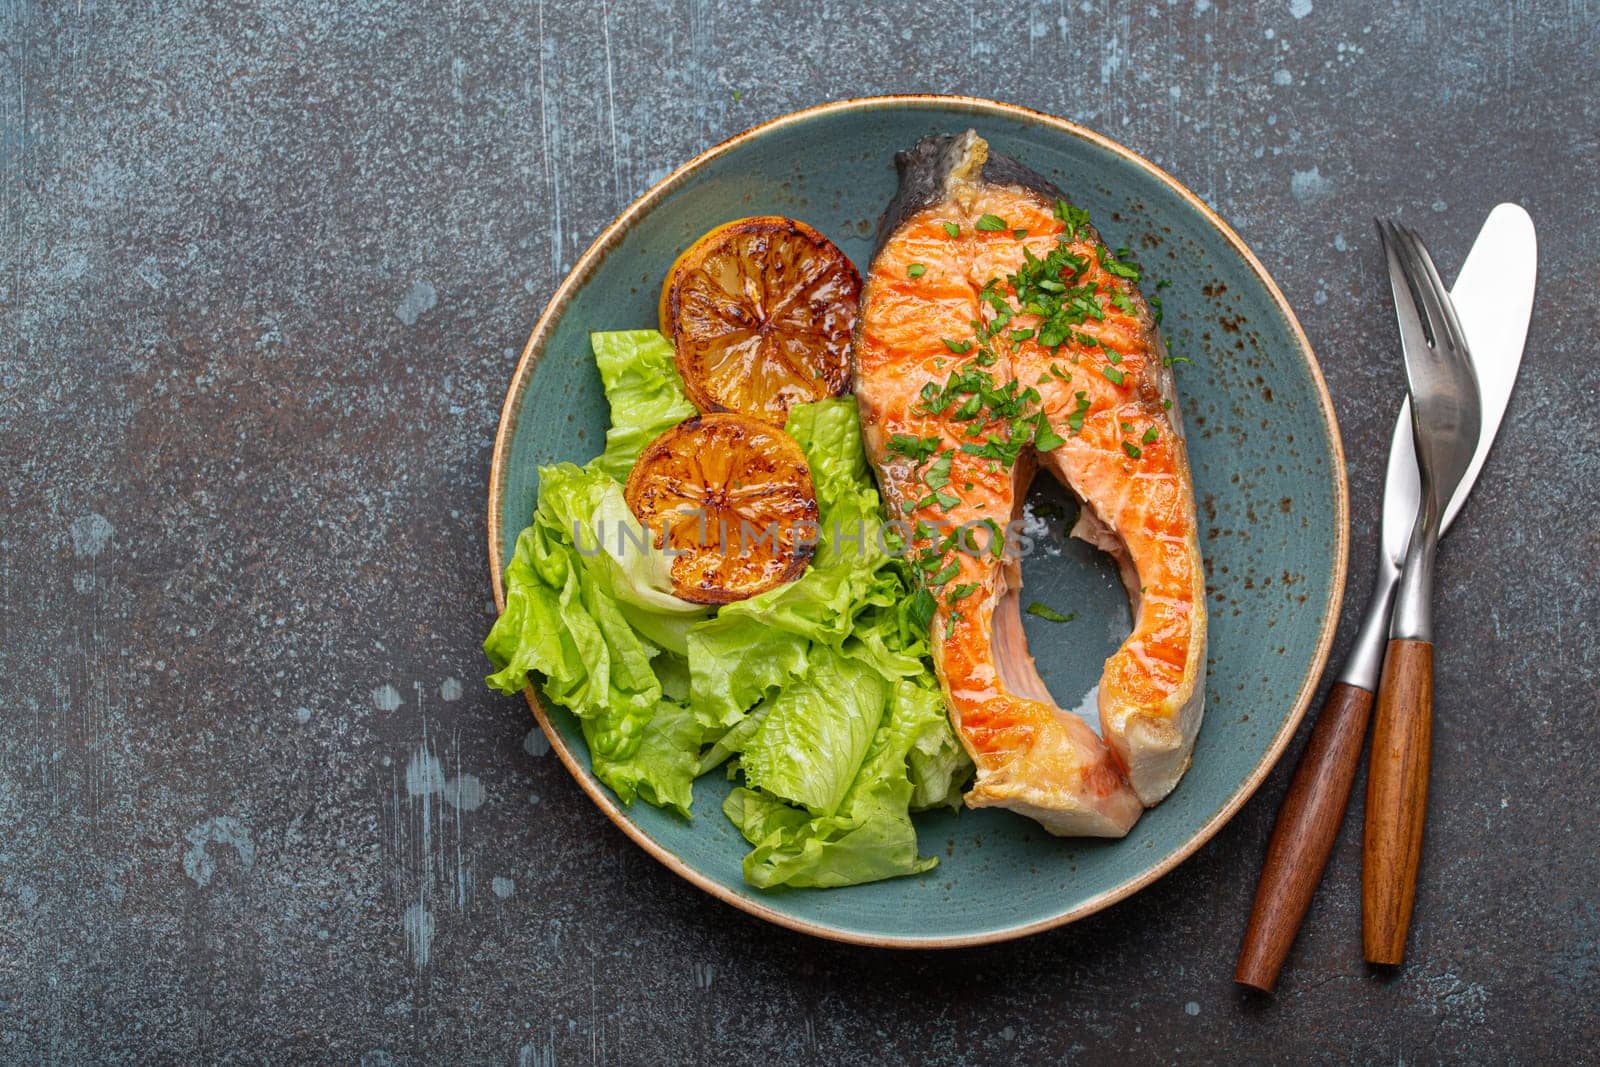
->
[1, 0, 1598, 1062]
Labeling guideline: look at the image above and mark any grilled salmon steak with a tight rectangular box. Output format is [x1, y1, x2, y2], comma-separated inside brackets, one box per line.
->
[853, 132, 1206, 834]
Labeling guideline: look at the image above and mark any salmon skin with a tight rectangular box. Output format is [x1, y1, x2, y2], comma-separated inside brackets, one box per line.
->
[853, 131, 1206, 835]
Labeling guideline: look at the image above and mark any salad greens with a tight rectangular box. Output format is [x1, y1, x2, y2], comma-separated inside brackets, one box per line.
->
[485, 329, 971, 888]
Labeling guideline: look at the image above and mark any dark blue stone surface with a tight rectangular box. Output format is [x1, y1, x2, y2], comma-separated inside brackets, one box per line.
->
[2, 1, 1595, 1061]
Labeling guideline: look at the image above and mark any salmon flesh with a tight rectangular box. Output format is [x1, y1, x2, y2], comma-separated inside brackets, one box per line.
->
[853, 131, 1207, 834]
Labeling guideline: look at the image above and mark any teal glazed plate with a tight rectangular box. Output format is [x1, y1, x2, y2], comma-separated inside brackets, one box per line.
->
[488, 96, 1348, 948]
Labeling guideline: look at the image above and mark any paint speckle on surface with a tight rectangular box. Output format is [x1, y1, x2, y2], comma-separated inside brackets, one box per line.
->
[405, 749, 447, 796]
[395, 280, 437, 325]
[491, 876, 515, 899]
[16, 885, 38, 910]
[1273, 68, 1293, 85]
[69, 513, 115, 558]
[440, 677, 463, 702]
[443, 774, 485, 811]
[1333, 233, 1348, 252]
[371, 684, 402, 711]
[1433, 198, 1449, 213]
[1185, 1001, 1201, 1016]
[1289, 0, 1312, 18]
[181, 817, 256, 888]
[1291, 165, 1335, 203]
[402, 904, 435, 968]
[522, 728, 551, 758]
[294, 706, 313, 724]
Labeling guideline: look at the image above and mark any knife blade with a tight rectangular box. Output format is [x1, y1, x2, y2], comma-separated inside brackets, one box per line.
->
[1235, 203, 1537, 992]
[1380, 203, 1538, 570]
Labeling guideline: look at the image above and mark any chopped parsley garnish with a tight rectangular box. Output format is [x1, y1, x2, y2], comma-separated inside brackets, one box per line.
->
[1013, 228, 1029, 239]
[1025, 602, 1075, 623]
[943, 221, 961, 238]
[1122, 440, 1142, 459]
[942, 338, 972, 355]
[888, 433, 942, 462]
[922, 451, 953, 490]
[1142, 426, 1160, 444]
[1066, 391, 1091, 434]
[907, 263, 926, 278]
[1102, 366, 1126, 386]
[1100, 246, 1141, 281]
[976, 213, 1008, 232]
[1010, 327, 1035, 342]
[1034, 417, 1066, 452]
[1053, 200, 1091, 240]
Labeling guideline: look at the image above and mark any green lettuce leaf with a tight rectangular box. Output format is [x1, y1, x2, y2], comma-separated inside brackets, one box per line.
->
[725, 678, 955, 888]
[897, 679, 973, 811]
[591, 330, 698, 480]
[740, 645, 888, 817]
[483, 464, 661, 724]
[585, 699, 701, 817]
[483, 460, 707, 808]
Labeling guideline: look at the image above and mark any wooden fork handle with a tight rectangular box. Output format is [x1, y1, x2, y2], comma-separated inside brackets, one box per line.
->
[1235, 682, 1375, 991]
[1362, 639, 1434, 965]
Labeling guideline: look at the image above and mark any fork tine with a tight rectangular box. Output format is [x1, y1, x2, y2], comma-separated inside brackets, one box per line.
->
[1376, 219, 1429, 351]
[1399, 225, 1472, 362]
[1390, 225, 1450, 355]
[1382, 221, 1443, 353]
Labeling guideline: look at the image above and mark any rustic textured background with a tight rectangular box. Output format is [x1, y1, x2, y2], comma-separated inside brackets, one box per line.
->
[3, 0, 1597, 1062]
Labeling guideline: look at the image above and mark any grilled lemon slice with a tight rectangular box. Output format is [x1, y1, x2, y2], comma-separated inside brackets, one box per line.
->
[623, 413, 818, 604]
[660, 216, 860, 425]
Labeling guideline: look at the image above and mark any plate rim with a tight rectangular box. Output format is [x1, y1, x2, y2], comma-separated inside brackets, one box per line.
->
[486, 94, 1350, 949]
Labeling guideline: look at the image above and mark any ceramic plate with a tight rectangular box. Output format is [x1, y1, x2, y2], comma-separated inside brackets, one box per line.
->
[487, 96, 1348, 947]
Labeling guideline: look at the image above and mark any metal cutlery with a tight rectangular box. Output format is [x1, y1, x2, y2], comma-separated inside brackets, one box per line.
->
[1236, 206, 1535, 990]
[1360, 220, 1482, 964]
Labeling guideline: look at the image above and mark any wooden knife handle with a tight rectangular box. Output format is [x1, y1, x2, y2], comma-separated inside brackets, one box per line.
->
[1235, 681, 1375, 991]
[1362, 639, 1434, 965]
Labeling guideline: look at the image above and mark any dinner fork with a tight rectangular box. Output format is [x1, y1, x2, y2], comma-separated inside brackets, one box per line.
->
[1362, 220, 1482, 965]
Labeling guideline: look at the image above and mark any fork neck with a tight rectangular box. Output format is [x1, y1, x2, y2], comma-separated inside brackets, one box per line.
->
[1390, 477, 1440, 643]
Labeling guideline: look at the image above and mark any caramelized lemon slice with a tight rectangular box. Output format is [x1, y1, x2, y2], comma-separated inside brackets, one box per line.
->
[660, 216, 860, 425]
[623, 414, 818, 604]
